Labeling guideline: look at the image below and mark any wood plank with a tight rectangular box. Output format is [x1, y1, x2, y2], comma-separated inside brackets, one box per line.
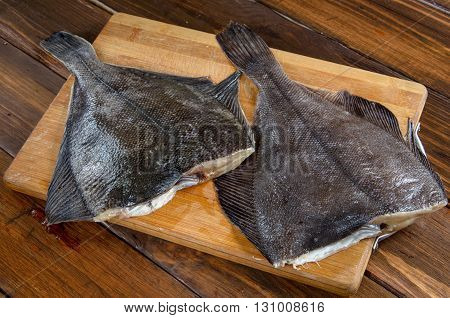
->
[0, 149, 195, 297]
[371, 0, 450, 38]
[417, 92, 450, 190]
[0, 38, 64, 156]
[107, 223, 395, 297]
[0, 0, 110, 78]
[428, 1, 450, 12]
[260, 0, 450, 97]
[350, 276, 396, 298]
[0, 286, 10, 297]
[367, 206, 450, 297]
[107, 224, 333, 297]
[3, 13, 429, 295]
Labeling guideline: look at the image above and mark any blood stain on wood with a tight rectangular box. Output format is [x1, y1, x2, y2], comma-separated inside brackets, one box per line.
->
[30, 208, 81, 250]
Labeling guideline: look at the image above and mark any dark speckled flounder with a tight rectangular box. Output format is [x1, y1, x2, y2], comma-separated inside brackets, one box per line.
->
[41, 31, 254, 224]
[214, 23, 447, 267]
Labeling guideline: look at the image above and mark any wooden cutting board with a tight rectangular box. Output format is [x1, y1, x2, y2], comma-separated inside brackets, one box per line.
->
[4, 13, 427, 295]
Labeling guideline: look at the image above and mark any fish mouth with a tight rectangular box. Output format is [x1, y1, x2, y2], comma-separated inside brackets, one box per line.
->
[276, 199, 447, 268]
[92, 147, 255, 222]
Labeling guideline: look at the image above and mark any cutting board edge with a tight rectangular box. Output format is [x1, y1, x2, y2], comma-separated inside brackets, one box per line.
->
[110, 217, 370, 296]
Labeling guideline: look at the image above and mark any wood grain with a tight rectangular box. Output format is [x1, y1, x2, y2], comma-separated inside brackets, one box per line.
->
[417, 92, 450, 190]
[350, 276, 395, 298]
[3, 13, 430, 295]
[0, 38, 64, 156]
[260, 0, 450, 97]
[107, 224, 332, 297]
[107, 223, 395, 297]
[0, 148, 195, 297]
[371, 0, 450, 38]
[0, 0, 110, 78]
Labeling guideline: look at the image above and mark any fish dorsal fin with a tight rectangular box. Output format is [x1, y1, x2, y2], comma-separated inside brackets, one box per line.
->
[313, 89, 403, 140]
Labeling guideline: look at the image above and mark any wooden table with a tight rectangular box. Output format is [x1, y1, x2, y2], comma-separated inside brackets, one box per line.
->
[0, 0, 448, 297]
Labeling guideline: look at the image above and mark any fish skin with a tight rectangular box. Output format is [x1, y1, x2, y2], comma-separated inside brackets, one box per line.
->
[214, 22, 447, 267]
[41, 31, 254, 224]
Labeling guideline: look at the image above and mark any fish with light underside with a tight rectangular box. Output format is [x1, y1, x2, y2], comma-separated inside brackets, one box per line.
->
[41, 31, 254, 224]
[214, 22, 447, 267]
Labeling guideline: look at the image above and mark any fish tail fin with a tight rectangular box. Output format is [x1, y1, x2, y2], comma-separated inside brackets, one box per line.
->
[216, 22, 282, 80]
[40, 31, 98, 73]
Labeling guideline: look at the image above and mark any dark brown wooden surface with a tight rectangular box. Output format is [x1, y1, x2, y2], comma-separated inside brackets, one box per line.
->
[367, 208, 450, 297]
[260, 0, 450, 97]
[0, 0, 448, 297]
[0, 37, 64, 156]
[0, 0, 110, 78]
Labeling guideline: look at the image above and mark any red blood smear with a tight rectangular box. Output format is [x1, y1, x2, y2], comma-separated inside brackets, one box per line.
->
[31, 208, 81, 250]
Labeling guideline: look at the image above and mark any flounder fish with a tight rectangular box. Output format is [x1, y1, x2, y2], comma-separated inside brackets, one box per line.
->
[214, 23, 447, 267]
[41, 31, 254, 224]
